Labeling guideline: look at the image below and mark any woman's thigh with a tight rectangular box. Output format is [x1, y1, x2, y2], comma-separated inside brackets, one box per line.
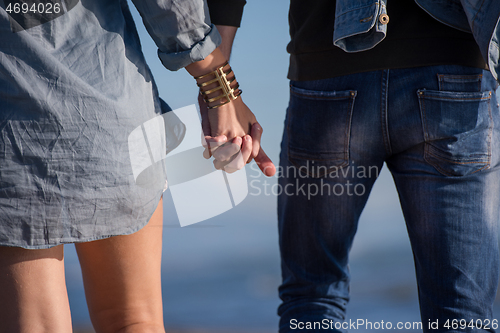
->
[75, 197, 165, 333]
[0, 244, 72, 333]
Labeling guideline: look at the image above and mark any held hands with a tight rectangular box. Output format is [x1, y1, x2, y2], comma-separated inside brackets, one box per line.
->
[199, 94, 276, 177]
[186, 47, 275, 177]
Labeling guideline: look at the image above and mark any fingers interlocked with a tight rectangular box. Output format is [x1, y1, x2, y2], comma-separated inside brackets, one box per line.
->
[208, 136, 253, 173]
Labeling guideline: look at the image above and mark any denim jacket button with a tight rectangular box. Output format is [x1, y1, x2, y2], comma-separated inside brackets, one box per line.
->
[379, 14, 389, 24]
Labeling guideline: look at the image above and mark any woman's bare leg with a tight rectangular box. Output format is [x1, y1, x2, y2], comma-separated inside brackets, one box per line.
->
[0, 244, 72, 333]
[75, 197, 165, 333]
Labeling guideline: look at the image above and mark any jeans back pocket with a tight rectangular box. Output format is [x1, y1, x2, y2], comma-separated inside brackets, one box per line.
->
[417, 89, 492, 177]
[287, 85, 356, 178]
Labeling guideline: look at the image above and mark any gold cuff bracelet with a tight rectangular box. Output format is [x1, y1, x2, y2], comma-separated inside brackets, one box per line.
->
[194, 61, 242, 109]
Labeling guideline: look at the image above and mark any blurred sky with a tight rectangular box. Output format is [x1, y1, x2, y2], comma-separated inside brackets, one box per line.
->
[65, 0, 500, 331]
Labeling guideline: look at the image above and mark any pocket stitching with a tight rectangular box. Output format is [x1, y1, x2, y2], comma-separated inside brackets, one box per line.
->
[437, 73, 483, 92]
[420, 94, 491, 102]
[426, 145, 490, 164]
[425, 145, 490, 177]
[290, 85, 355, 100]
[290, 91, 354, 101]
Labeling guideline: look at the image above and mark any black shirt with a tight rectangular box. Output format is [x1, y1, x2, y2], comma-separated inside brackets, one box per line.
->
[208, 0, 246, 27]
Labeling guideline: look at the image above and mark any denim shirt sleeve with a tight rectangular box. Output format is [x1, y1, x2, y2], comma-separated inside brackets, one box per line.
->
[130, 0, 221, 71]
[464, 0, 500, 82]
[416, 0, 500, 82]
[333, 0, 388, 52]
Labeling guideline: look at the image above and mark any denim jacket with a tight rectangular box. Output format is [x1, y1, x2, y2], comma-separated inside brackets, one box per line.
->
[333, 0, 500, 81]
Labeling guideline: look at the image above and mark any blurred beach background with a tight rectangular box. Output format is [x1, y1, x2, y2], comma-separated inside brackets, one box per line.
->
[66, 0, 500, 332]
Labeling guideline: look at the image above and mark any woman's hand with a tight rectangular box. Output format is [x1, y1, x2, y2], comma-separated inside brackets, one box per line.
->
[206, 96, 256, 139]
[187, 48, 276, 177]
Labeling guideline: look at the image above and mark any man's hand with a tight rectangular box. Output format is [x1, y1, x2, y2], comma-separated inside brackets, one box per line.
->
[247, 122, 276, 177]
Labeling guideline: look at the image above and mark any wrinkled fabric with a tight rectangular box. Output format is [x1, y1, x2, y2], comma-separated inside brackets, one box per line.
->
[0, 0, 216, 249]
[131, 0, 221, 70]
[415, 0, 500, 82]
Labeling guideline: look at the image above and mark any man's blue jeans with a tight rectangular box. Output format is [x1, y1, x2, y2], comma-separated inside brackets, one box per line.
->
[278, 65, 500, 332]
